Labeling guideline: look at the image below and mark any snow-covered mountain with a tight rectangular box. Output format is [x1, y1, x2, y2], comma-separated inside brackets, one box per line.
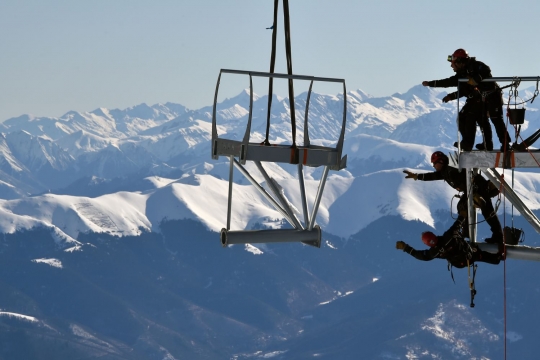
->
[1, 85, 540, 242]
[3, 85, 540, 359]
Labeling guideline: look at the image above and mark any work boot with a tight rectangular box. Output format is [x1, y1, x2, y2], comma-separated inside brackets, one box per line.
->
[485, 235, 502, 244]
[454, 141, 473, 151]
[485, 212, 504, 243]
[475, 141, 493, 151]
[500, 143, 511, 152]
[485, 229, 503, 244]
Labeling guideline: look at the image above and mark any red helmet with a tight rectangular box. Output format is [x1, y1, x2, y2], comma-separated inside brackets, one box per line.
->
[430, 151, 448, 166]
[447, 48, 469, 63]
[422, 231, 438, 247]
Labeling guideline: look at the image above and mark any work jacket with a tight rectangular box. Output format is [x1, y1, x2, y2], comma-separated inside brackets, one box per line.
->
[426, 57, 498, 100]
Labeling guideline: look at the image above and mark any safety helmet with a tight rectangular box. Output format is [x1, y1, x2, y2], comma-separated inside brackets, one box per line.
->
[430, 151, 448, 166]
[422, 231, 438, 247]
[447, 48, 469, 63]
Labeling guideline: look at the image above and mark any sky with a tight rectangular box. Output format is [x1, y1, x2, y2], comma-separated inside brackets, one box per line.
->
[1, 0, 540, 122]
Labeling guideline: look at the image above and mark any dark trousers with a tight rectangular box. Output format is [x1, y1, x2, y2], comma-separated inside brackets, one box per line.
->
[458, 100, 483, 151]
[482, 91, 512, 147]
[459, 93, 512, 150]
[456, 187, 503, 239]
[473, 248, 501, 265]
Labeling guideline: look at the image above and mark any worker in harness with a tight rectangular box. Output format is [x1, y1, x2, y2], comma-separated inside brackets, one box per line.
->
[403, 151, 503, 244]
[422, 48, 511, 151]
[395, 217, 505, 267]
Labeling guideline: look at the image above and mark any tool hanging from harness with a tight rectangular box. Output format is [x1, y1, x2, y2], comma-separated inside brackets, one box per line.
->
[264, 0, 299, 163]
[468, 260, 478, 308]
[443, 222, 478, 307]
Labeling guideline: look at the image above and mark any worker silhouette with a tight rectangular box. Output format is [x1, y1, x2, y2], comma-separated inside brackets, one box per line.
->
[403, 151, 503, 244]
[422, 48, 511, 151]
[396, 218, 504, 268]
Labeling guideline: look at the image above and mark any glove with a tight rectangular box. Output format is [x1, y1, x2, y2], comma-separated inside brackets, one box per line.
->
[396, 241, 407, 250]
[442, 94, 453, 103]
[403, 170, 418, 180]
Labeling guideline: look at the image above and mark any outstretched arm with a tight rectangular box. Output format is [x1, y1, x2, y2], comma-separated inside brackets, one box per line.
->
[422, 75, 459, 88]
[396, 241, 437, 261]
[403, 170, 443, 181]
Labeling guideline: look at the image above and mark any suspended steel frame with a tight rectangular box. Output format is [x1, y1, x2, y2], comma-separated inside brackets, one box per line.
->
[212, 69, 347, 248]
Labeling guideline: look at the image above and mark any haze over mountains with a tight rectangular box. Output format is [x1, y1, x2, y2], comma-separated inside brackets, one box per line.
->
[2, 85, 540, 359]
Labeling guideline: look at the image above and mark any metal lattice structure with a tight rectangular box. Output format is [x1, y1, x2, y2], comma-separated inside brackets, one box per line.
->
[454, 76, 540, 261]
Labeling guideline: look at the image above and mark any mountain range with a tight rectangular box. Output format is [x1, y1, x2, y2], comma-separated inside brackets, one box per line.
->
[1, 84, 540, 359]
[1, 85, 540, 241]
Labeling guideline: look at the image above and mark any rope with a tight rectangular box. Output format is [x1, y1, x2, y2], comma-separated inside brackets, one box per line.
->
[502, 172, 507, 360]
[502, 109, 510, 360]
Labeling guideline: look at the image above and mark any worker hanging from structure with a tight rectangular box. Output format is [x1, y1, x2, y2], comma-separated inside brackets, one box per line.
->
[396, 217, 504, 307]
[403, 151, 503, 244]
[422, 48, 511, 152]
[395, 217, 505, 268]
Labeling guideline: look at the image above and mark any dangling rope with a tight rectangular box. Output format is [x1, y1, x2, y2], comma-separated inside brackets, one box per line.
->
[501, 103, 512, 360]
[503, 191, 508, 360]
[467, 259, 477, 308]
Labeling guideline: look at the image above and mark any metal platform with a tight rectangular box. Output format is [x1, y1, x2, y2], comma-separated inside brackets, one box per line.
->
[478, 243, 540, 262]
[459, 150, 540, 169]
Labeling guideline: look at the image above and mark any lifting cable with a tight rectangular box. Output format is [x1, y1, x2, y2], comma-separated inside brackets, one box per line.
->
[501, 82, 540, 359]
[501, 99, 513, 360]
[263, 0, 280, 146]
[263, 0, 297, 150]
[283, 0, 297, 148]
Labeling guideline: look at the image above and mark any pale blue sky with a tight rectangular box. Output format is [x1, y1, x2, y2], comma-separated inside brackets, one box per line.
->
[1, 0, 540, 121]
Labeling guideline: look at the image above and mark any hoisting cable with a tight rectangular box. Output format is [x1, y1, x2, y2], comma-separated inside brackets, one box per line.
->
[283, 0, 298, 154]
[263, 0, 280, 146]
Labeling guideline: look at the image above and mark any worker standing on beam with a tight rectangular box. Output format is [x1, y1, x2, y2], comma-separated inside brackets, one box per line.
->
[422, 48, 511, 151]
